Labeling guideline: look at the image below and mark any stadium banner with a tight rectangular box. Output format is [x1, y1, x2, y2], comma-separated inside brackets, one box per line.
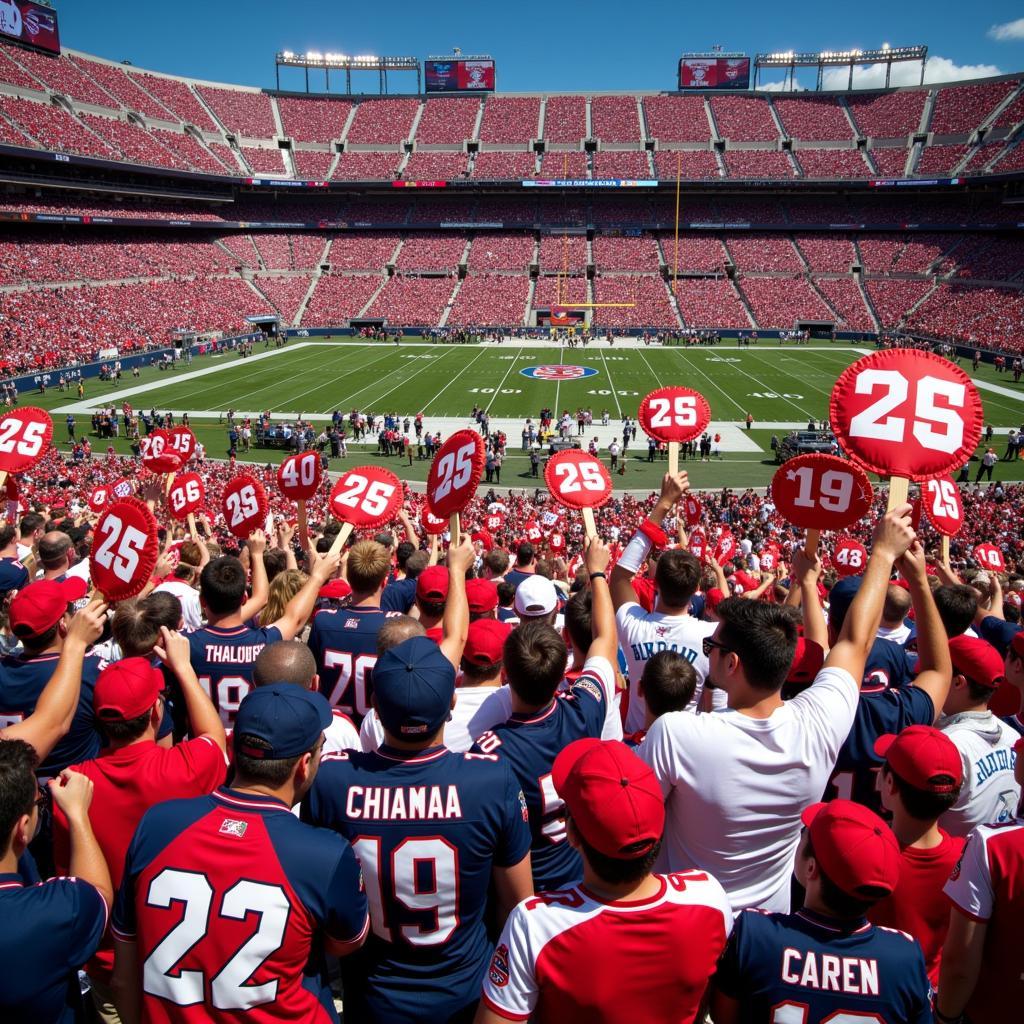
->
[522, 179, 658, 188]
[0, 1, 59, 55]
[678, 57, 750, 90]
[425, 58, 495, 92]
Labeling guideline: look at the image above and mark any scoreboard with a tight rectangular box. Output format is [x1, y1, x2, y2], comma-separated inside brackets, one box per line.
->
[678, 54, 750, 90]
[425, 58, 495, 93]
[0, 0, 59, 55]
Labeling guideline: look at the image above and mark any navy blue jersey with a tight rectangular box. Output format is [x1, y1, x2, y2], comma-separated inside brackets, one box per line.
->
[0, 652, 105, 776]
[978, 614, 1020, 657]
[861, 638, 913, 693]
[504, 569, 533, 591]
[0, 872, 107, 1023]
[187, 624, 282, 727]
[381, 578, 417, 614]
[825, 685, 935, 810]
[497, 607, 518, 623]
[308, 605, 401, 725]
[471, 655, 614, 891]
[302, 744, 531, 1024]
[716, 908, 932, 1024]
[113, 787, 368, 1024]
[1002, 712, 1024, 738]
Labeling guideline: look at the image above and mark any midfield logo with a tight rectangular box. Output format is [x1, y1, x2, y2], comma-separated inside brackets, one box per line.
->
[519, 365, 599, 380]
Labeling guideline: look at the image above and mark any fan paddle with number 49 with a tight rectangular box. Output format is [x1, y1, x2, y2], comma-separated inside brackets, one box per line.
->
[544, 449, 613, 540]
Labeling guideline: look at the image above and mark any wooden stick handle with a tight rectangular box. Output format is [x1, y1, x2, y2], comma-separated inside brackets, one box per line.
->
[0, 470, 7, 489]
[942, 535, 950, 568]
[886, 476, 910, 511]
[449, 512, 461, 543]
[804, 528, 820, 555]
[668, 441, 679, 477]
[186, 513, 198, 541]
[429, 534, 439, 564]
[164, 472, 176, 496]
[297, 501, 309, 547]
[327, 521, 354, 556]
[581, 507, 597, 540]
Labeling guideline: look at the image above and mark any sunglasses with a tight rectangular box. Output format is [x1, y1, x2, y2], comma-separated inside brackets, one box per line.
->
[702, 637, 732, 658]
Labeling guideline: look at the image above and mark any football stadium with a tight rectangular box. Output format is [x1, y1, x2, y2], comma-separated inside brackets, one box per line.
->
[0, 3, 1023, 1022]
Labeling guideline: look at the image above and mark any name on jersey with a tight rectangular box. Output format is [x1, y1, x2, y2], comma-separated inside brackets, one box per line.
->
[781, 950, 879, 996]
[203, 643, 267, 665]
[346, 784, 463, 821]
[629, 642, 698, 665]
[974, 746, 1016, 784]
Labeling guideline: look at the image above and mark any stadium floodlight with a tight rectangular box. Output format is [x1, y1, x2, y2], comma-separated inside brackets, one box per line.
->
[753, 43, 927, 90]
[275, 49, 422, 93]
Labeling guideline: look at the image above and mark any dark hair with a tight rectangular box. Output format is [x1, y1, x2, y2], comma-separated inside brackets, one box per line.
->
[503, 620, 568, 706]
[516, 542, 535, 567]
[640, 650, 697, 717]
[19, 618, 63, 650]
[654, 549, 701, 609]
[805, 832, 883, 918]
[19, 512, 45, 537]
[0, 740, 38, 856]
[396, 541, 415, 569]
[574, 822, 662, 885]
[484, 549, 510, 576]
[262, 548, 287, 585]
[112, 592, 182, 658]
[496, 581, 516, 608]
[716, 598, 799, 692]
[0, 524, 16, 549]
[417, 598, 445, 619]
[200, 556, 248, 616]
[962, 678, 996, 705]
[933, 585, 978, 638]
[404, 550, 429, 580]
[101, 711, 151, 744]
[882, 764, 961, 820]
[563, 590, 593, 653]
[234, 736, 305, 788]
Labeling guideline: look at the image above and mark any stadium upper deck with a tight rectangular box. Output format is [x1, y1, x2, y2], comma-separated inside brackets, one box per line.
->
[0, 40, 1023, 183]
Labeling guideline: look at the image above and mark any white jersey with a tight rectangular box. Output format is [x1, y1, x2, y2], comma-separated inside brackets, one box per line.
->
[637, 666, 859, 912]
[938, 711, 1021, 837]
[615, 603, 716, 733]
[291, 709, 359, 817]
[154, 578, 204, 633]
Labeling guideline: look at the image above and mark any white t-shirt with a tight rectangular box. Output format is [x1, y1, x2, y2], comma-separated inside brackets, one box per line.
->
[323, 709, 360, 755]
[637, 665, 859, 913]
[615, 603, 717, 733]
[154, 578, 204, 633]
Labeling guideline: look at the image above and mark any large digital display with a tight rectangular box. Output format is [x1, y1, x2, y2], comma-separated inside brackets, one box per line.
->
[425, 59, 495, 92]
[678, 57, 749, 90]
[0, 1, 60, 55]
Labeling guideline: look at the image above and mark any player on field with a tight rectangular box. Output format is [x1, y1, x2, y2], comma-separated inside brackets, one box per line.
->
[476, 739, 732, 1024]
[710, 799, 933, 1024]
[472, 537, 618, 891]
[187, 535, 339, 727]
[610, 472, 717, 731]
[111, 685, 368, 1024]
[938, 737, 1024, 1024]
[302, 634, 533, 1024]
[639, 507, 917, 912]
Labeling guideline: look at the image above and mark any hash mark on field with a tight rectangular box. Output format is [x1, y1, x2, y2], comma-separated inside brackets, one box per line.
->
[418, 346, 493, 416]
[485, 346, 526, 415]
[599, 349, 623, 419]
[663, 348, 747, 417]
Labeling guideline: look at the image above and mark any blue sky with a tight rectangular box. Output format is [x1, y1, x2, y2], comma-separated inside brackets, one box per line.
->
[58, 2, 1024, 93]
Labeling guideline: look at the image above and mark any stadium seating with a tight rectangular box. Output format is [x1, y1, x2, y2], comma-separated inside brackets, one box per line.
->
[468, 233, 536, 271]
[252, 275, 312, 324]
[657, 235, 728, 272]
[471, 151, 537, 179]
[591, 150, 652, 179]
[478, 97, 541, 143]
[710, 96, 779, 141]
[869, 147, 911, 177]
[865, 279, 932, 327]
[197, 86, 277, 138]
[302, 273, 383, 326]
[0, 96, 117, 159]
[893, 234, 957, 274]
[0, 44, 45, 91]
[543, 96, 587, 142]
[794, 148, 871, 178]
[642, 96, 712, 141]
[128, 71, 220, 130]
[947, 235, 1024, 282]
[277, 96, 352, 142]
[587, 275, 675, 327]
[988, 141, 1024, 173]
[722, 150, 795, 178]
[366, 274, 456, 324]
[539, 235, 588, 271]
[249, 233, 329, 270]
[673, 277, 751, 328]
[532, 274, 588, 313]
[994, 90, 1024, 129]
[592, 234, 661, 272]
[590, 96, 642, 141]
[148, 127, 233, 174]
[401, 151, 470, 180]
[448, 274, 530, 326]
[906, 282, 1024, 347]
[415, 97, 480, 143]
[345, 98, 419, 144]
[292, 149, 336, 179]
[773, 97, 853, 140]
[539, 150, 588, 178]
[929, 80, 1017, 135]
[725, 234, 803, 272]
[846, 90, 926, 138]
[651, 149, 720, 180]
[241, 146, 288, 175]
[793, 234, 856, 272]
[813, 277, 876, 330]
[395, 234, 467, 271]
[218, 234, 263, 268]
[69, 56, 173, 120]
[78, 113, 186, 170]
[328, 233, 402, 270]
[4, 44, 116, 107]
[739, 275, 833, 327]
[331, 151, 403, 180]
[915, 144, 970, 175]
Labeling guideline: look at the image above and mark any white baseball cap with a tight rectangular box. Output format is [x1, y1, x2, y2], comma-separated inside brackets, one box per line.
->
[514, 575, 558, 617]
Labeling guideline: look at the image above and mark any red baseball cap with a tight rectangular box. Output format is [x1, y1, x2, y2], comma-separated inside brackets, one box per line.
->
[416, 565, 449, 603]
[874, 725, 963, 793]
[949, 635, 1006, 689]
[552, 739, 665, 860]
[318, 578, 352, 601]
[704, 587, 726, 614]
[1010, 632, 1024, 660]
[801, 800, 901, 898]
[466, 578, 498, 615]
[786, 637, 825, 687]
[94, 658, 165, 721]
[9, 577, 88, 638]
[463, 618, 511, 667]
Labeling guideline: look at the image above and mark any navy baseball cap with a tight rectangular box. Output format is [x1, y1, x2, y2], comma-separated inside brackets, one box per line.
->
[233, 684, 332, 760]
[827, 575, 862, 631]
[373, 635, 455, 739]
[0, 557, 29, 595]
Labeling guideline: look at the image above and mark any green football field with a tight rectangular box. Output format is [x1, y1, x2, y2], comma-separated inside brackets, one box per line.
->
[33, 338, 1024, 490]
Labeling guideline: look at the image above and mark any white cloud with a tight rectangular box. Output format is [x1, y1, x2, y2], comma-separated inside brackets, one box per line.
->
[820, 54, 1002, 91]
[758, 79, 805, 92]
[989, 18, 1024, 41]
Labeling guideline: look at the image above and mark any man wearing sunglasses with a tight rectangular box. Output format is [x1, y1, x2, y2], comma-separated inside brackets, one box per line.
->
[639, 506, 917, 914]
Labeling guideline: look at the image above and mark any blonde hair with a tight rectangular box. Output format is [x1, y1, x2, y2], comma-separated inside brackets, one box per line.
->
[346, 540, 391, 594]
[259, 569, 308, 627]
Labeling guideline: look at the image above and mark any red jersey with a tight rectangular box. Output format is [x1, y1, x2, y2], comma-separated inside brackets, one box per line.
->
[944, 818, 1024, 1023]
[481, 870, 731, 1023]
[51, 737, 226, 983]
[868, 829, 964, 986]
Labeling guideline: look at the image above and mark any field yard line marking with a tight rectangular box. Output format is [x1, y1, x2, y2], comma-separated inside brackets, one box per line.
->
[335, 347, 463, 411]
[599, 348, 623, 419]
[741, 349, 835, 403]
[555, 346, 563, 417]
[280, 348, 414, 414]
[252, 346, 392, 412]
[703, 350, 817, 421]
[485, 346, 526, 414]
[665, 348, 748, 418]
[408, 346, 493, 416]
